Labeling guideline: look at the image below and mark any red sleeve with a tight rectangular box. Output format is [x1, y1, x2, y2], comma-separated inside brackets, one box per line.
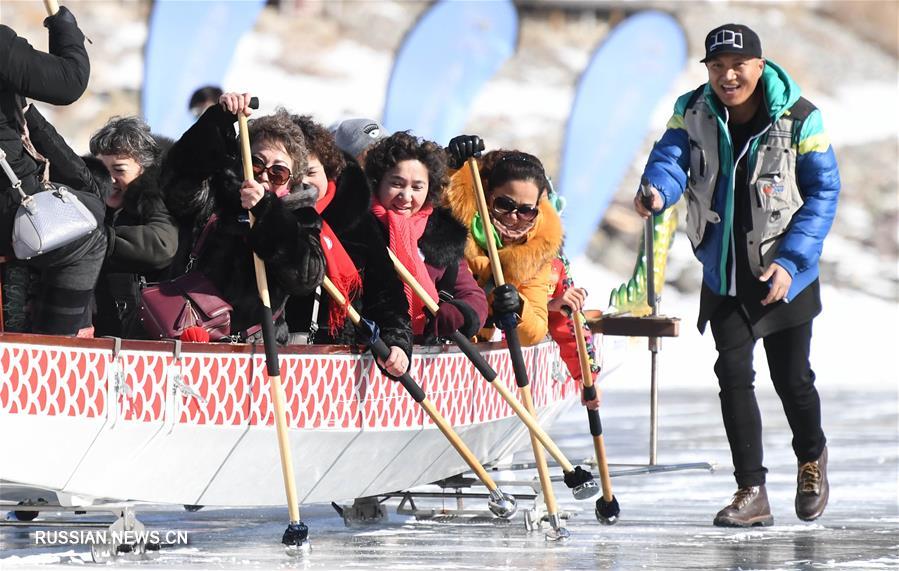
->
[547, 258, 599, 384]
[450, 260, 489, 331]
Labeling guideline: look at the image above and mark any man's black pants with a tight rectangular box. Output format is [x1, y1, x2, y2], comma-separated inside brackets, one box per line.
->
[710, 298, 826, 487]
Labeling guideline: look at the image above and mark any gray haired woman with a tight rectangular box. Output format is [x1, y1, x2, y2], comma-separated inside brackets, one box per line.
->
[88, 115, 178, 338]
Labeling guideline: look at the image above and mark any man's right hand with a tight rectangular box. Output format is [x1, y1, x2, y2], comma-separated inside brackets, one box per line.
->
[634, 185, 663, 219]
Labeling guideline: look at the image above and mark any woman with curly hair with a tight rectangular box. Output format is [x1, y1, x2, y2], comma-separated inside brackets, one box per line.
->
[364, 131, 487, 343]
[284, 115, 411, 378]
[161, 93, 325, 344]
[442, 137, 564, 347]
[88, 115, 178, 338]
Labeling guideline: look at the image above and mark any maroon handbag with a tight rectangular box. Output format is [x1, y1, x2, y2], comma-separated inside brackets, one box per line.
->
[139, 216, 232, 340]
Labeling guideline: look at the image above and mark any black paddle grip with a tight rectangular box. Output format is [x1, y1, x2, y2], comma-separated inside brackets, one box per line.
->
[583, 385, 602, 435]
[259, 305, 280, 376]
[587, 408, 602, 437]
[503, 325, 531, 389]
[451, 331, 498, 382]
[369, 337, 425, 403]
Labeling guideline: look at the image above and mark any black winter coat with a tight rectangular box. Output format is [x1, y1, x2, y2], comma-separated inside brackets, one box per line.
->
[285, 161, 412, 358]
[88, 157, 179, 339]
[162, 105, 325, 344]
[0, 12, 90, 254]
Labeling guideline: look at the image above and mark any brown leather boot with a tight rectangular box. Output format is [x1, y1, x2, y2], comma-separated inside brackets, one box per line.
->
[796, 446, 829, 521]
[713, 485, 774, 527]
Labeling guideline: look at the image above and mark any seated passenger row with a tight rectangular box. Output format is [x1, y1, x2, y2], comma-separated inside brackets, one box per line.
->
[2, 91, 597, 393]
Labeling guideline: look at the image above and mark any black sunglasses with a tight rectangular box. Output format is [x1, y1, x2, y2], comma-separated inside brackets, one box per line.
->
[492, 195, 540, 221]
[251, 157, 292, 186]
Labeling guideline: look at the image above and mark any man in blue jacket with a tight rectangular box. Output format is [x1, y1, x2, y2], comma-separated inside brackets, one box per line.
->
[634, 24, 840, 527]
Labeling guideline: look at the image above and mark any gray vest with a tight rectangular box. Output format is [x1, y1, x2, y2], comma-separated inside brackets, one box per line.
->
[683, 95, 803, 278]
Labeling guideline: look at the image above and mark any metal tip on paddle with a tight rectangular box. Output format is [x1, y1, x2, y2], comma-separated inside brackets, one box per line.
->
[282, 521, 310, 556]
[487, 490, 518, 519]
[595, 496, 621, 525]
[545, 514, 571, 541]
[545, 527, 571, 541]
[563, 466, 600, 499]
[571, 479, 599, 500]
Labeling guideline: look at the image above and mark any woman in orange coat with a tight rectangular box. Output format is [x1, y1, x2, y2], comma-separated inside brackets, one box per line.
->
[443, 140, 562, 346]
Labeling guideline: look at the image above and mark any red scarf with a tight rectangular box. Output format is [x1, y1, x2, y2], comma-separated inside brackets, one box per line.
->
[371, 199, 437, 335]
[317, 180, 363, 334]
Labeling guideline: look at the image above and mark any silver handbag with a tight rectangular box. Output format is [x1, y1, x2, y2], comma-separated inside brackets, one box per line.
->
[0, 148, 97, 260]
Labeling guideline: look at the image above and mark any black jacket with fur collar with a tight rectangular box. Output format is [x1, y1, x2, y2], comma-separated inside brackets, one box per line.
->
[162, 105, 325, 344]
[285, 160, 412, 357]
[83, 154, 180, 339]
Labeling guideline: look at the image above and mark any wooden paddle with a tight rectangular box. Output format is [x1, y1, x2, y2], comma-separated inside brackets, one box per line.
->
[388, 249, 579, 538]
[468, 157, 598, 507]
[237, 99, 307, 551]
[571, 310, 620, 524]
[319, 276, 517, 519]
[43, 0, 59, 15]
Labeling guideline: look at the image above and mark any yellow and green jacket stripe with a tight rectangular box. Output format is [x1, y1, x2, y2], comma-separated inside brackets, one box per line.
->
[640, 60, 840, 301]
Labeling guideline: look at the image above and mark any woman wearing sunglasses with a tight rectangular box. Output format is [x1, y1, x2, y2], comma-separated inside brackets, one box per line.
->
[283, 116, 412, 379]
[160, 92, 325, 344]
[443, 139, 563, 346]
[364, 131, 488, 345]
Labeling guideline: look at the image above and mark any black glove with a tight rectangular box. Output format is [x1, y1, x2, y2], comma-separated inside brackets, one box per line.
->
[492, 283, 522, 317]
[44, 5, 78, 28]
[446, 135, 485, 169]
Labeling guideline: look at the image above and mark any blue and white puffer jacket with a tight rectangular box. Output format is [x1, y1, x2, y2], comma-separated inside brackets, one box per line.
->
[640, 60, 840, 301]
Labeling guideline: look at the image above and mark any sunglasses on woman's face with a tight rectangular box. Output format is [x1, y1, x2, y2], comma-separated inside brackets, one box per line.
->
[251, 157, 292, 186]
[492, 195, 540, 221]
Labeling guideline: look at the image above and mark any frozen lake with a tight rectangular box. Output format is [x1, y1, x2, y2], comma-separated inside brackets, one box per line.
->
[2, 377, 896, 570]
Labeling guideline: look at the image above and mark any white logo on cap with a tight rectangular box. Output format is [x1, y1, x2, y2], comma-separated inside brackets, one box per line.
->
[362, 123, 381, 138]
[709, 29, 743, 52]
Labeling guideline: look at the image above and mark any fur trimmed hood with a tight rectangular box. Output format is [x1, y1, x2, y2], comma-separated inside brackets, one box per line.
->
[443, 165, 563, 286]
[419, 205, 468, 269]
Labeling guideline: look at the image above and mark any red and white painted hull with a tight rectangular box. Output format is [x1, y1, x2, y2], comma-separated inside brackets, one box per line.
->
[0, 333, 581, 506]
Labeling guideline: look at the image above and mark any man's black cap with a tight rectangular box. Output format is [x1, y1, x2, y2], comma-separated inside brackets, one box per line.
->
[701, 24, 763, 63]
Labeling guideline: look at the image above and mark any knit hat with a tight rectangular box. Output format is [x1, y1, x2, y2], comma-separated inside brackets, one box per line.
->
[331, 118, 388, 158]
[701, 24, 762, 63]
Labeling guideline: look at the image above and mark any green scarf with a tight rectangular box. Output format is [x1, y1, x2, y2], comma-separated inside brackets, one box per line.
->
[471, 212, 504, 251]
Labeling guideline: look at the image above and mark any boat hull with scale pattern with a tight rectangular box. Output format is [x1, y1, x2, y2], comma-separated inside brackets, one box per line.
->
[0, 333, 583, 506]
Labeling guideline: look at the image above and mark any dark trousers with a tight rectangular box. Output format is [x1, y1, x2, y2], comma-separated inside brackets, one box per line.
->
[710, 297, 826, 487]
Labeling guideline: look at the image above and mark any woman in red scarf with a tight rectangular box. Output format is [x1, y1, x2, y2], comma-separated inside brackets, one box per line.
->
[365, 132, 487, 344]
[283, 116, 411, 377]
